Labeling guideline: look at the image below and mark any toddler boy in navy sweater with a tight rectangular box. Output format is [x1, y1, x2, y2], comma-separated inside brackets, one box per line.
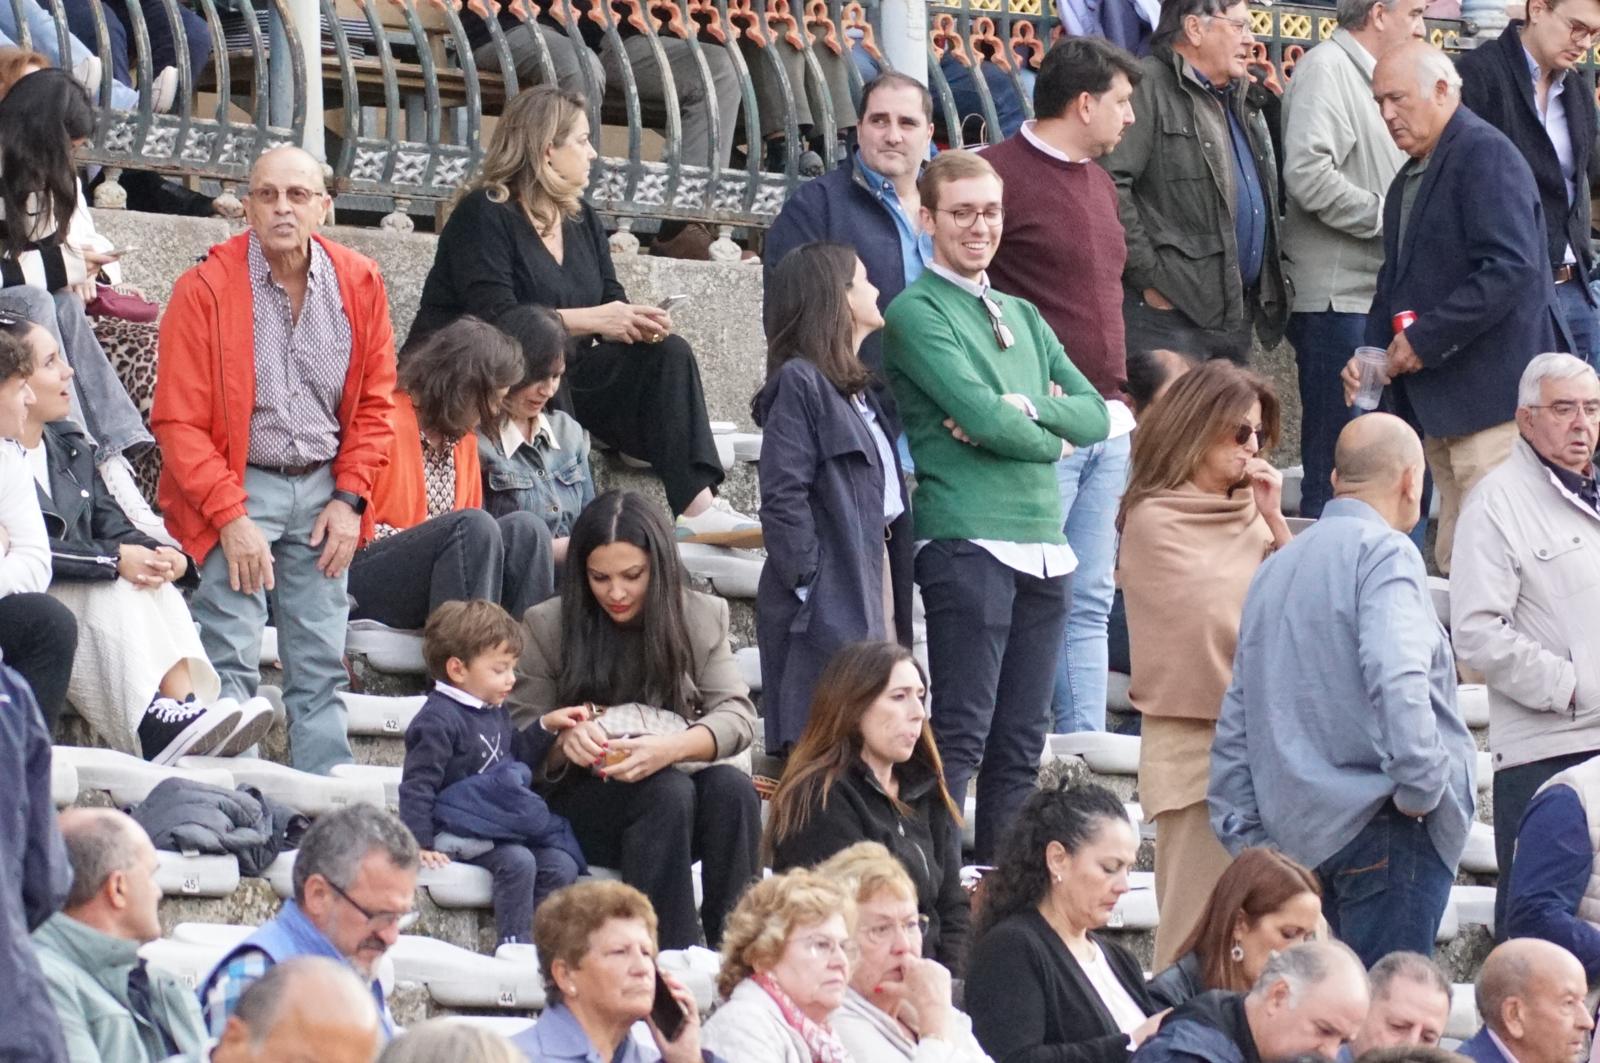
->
[399, 600, 586, 945]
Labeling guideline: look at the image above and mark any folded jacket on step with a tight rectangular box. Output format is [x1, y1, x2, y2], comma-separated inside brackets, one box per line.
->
[433, 761, 588, 873]
[131, 776, 310, 877]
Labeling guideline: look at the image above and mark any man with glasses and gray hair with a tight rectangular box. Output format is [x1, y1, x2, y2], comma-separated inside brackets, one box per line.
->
[1279, 0, 1423, 521]
[1450, 351, 1600, 938]
[153, 145, 397, 776]
[1459, 0, 1600, 365]
[197, 804, 419, 1042]
[1100, 0, 1286, 364]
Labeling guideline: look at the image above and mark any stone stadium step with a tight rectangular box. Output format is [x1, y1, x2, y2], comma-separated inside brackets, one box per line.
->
[1430, 576, 1452, 630]
[441, 1016, 536, 1040]
[1045, 732, 1140, 776]
[260, 625, 280, 669]
[1459, 684, 1489, 729]
[341, 691, 429, 738]
[1281, 466, 1303, 516]
[677, 543, 762, 599]
[658, 945, 721, 1014]
[155, 852, 242, 899]
[1463, 820, 1497, 874]
[390, 935, 545, 1010]
[346, 620, 427, 675]
[56, 745, 235, 805]
[330, 763, 402, 809]
[1453, 884, 1496, 933]
[177, 755, 385, 816]
[1447, 984, 1481, 1042]
[51, 756, 78, 808]
[735, 647, 760, 692]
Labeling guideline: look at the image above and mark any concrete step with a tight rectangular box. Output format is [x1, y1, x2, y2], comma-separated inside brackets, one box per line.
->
[56, 746, 235, 806]
[177, 755, 384, 816]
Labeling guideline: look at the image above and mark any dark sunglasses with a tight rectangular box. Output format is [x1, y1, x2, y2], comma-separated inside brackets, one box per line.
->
[1233, 423, 1264, 446]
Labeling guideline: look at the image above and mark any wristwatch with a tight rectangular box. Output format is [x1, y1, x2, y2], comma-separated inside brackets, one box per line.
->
[331, 489, 368, 514]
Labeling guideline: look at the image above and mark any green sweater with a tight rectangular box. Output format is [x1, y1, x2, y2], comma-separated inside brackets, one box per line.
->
[883, 270, 1110, 544]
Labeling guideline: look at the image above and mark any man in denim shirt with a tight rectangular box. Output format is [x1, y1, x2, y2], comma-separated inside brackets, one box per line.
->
[1209, 412, 1476, 967]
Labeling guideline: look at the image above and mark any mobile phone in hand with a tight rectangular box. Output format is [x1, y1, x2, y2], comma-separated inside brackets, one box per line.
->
[658, 294, 691, 312]
[651, 968, 687, 1042]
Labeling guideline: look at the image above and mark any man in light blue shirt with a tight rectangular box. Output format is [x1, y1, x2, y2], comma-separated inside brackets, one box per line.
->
[1209, 412, 1476, 968]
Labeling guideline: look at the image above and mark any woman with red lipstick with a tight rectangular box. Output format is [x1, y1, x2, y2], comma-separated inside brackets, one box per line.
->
[765, 641, 968, 973]
[820, 842, 991, 1062]
[965, 783, 1163, 1063]
[1115, 359, 1290, 969]
[507, 488, 760, 951]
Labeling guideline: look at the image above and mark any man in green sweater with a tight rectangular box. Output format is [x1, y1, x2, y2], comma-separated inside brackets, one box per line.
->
[883, 150, 1111, 862]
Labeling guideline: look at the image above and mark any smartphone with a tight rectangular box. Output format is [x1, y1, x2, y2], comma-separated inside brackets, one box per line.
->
[651, 968, 687, 1042]
[101, 246, 139, 257]
[658, 294, 691, 312]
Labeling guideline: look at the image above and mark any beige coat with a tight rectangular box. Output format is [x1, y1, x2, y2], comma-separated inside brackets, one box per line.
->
[1280, 29, 1407, 314]
[1451, 437, 1600, 771]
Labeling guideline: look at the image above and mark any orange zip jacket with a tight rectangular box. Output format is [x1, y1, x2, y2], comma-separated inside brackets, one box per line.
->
[360, 390, 482, 545]
[152, 231, 398, 564]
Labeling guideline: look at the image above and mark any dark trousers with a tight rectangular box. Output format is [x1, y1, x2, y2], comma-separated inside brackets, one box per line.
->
[916, 540, 1069, 863]
[1315, 803, 1454, 967]
[1492, 750, 1599, 938]
[348, 509, 554, 628]
[1123, 290, 1255, 365]
[0, 593, 77, 731]
[1285, 310, 1366, 519]
[547, 763, 760, 949]
[566, 336, 724, 516]
[468, 841, 582, 945]
[1555, 279, 1598, 367]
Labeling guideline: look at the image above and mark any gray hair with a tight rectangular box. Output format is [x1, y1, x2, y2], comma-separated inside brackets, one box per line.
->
[232, 956, 377, 1046]
[1517, 351, 1598, 408]
[1336, 0, 1402, 30]
[1369, 951, 1452, 1003]
[1251, 940, 1367, 1005]
[292, 804, 419, 903]
[61, 809, 143, 909]
[378, 1019, 525, 1063]
[1412, 46, 1462, 95]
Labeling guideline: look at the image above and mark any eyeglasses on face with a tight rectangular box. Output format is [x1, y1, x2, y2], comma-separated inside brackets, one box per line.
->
[796, 933, 860, 965]
[1544, 7, 1600, 43]
[859, 915, 931, 948]
[1205, 11, 1252, 34]
[324, 877, 419, 932]
[936, 205, 1004, 229]
[1529, 399, 1600, 420]
[247, 185, 321, 206]
[1232, 422, 1265, 446]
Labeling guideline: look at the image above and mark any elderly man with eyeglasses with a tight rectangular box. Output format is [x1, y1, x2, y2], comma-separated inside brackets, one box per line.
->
[1451, 352, 1600, 940]
[152, 145, 397, 776]
[882, 149, 1109, 866]
[197, 804, 420, 1042]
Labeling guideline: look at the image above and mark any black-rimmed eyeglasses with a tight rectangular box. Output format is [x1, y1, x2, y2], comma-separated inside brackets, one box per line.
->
[325, 878, 419, 932]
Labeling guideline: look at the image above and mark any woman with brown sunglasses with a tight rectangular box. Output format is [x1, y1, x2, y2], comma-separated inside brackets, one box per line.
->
[1114, 359, 1292, 972]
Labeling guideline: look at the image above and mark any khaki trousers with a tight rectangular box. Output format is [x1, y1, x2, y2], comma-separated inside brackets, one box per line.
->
[1152, 801, 1234, 969]
[1422, 420, 1518, 574]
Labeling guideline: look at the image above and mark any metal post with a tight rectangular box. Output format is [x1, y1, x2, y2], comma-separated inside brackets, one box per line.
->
[879, 0, 928, 84]
[269, 0, 325, 154]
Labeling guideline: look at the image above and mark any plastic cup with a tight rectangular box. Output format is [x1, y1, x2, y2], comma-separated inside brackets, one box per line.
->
[1351, 346, 1389, 411]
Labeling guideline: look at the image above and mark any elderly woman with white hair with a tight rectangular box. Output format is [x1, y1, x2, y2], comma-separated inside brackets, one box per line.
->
[1450, 350, 1600, 937]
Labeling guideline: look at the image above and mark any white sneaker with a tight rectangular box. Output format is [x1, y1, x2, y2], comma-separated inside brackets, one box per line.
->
[149, 65, 177, 113]
[210, 696, 277, 757]
[675, 496, 762, 548]
[71, 55, 102, 95]
[99, 454, 180, 548]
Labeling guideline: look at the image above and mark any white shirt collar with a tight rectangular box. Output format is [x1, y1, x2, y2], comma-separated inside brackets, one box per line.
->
[497, 413, 559, 456]
[434, 680, 488, 710]
[927, 260, 991, 299]
[1487, 1028, 1524, 1063]
[1020, 121, 1091, 164]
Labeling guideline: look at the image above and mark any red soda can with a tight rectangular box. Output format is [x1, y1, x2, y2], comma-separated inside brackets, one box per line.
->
[1392, 310, 1417, 334]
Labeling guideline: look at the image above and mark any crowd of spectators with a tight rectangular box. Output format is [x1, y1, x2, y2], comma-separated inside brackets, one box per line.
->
[0, 0, 1597, 1057]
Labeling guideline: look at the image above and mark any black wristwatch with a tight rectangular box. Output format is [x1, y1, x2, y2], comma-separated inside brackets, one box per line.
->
[331, 489, 368, 514]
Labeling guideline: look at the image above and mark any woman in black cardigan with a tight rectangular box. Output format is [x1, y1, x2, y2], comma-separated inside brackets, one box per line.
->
[410, 85, 755, 541]
[965, 782, 1168, 1063]
[764, 641, 968, 972]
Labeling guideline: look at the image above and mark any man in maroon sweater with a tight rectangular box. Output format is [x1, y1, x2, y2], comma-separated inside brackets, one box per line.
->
[985, 37, 1141, 735]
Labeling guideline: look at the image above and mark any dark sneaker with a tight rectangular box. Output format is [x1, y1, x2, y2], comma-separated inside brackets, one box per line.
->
[210, 697, 277, 757]
[138, 697, 242, 766]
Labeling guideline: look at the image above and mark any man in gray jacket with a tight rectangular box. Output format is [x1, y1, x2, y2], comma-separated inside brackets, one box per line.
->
[1280, 0, 1423, 518]
[1100, 0, 1287, 363]
[1451, 351, 1600, 937]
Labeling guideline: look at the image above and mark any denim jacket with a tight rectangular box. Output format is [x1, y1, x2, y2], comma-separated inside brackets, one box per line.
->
[477, 410, 594, 538]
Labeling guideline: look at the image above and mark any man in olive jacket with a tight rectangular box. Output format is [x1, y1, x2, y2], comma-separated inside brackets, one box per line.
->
[1100, 0, 1287, 363]
[33, 809, 207, 1063]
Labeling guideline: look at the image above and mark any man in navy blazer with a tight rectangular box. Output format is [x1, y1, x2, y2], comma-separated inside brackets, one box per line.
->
[1458, 3, 1600, 364]
[1356, 41, 1565, 574]
[1457, 938, 1591, 1063]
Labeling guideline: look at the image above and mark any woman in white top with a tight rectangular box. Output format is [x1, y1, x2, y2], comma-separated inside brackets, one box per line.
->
[702, 868, 858, 1063]
[818, 842, 991, 1063]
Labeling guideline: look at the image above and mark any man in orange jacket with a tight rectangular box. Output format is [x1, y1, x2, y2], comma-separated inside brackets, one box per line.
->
[152, 146, 397, 775]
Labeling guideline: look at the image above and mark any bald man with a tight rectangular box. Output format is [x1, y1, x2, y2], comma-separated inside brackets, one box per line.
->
[1211, 412, 1477, 966]
[153, 146, 397, 775]
[1348, 40, 1564, 575]
[199, 957, 381, 1063]
[1458, 940, 1592, 1063]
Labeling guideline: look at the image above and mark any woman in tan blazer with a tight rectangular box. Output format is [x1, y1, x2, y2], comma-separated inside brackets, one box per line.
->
[508, 488, 760, 950]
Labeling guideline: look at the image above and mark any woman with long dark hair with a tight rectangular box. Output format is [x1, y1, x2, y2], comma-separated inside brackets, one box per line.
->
[411, 86, 755, 542]
[965, 783, 1165, 1063]
[347, 316, 555, 628]
[765, 641, 967, 970]
[480, 305, 593, 562]
[754, 242, 913, 756]
[507, 489, 761, 949]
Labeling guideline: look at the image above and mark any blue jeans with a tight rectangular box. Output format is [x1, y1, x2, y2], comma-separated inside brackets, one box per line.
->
[1314, 802, 1454, 967]
[189, 466, 353, 775]
[1556, 279, 1598, 367]
[1050, 433, 1131, 733]
[1285, 310, 1366, 519]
